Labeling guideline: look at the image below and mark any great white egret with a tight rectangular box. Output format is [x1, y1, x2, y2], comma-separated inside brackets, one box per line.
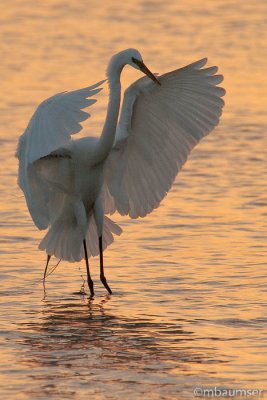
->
[16, 48, 225, 297]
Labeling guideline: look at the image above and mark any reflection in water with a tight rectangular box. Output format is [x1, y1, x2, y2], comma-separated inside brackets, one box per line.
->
[15, 298, 228, 399]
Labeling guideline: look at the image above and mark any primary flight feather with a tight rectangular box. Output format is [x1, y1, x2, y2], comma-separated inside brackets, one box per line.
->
[16, 48, 225, 297]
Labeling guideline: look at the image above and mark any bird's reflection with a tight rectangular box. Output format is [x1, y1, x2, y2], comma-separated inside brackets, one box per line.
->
[16, 297, 227, 398]
[20, 296, 172, 362]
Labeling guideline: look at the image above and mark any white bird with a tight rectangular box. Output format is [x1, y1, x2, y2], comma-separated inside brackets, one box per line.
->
[16, 48, 225, 297]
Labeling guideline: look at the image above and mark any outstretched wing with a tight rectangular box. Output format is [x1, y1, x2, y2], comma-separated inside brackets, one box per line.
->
[16, 80, 106, 229]
[104, 59, 225, 218]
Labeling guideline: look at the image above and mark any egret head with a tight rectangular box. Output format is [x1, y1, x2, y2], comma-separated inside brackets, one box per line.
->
[128, 49, 161, 85]
[108, 48, 161, 85]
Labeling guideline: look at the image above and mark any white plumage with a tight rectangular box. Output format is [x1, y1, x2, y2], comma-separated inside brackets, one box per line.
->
[105, 58, 224, 218]
[16, 49, 225, 296]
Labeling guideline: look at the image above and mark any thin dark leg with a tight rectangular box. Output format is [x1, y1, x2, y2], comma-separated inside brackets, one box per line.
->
[43, 254, 51, 297]
[99, 236, 112, 294]
[83, 239, 94, 297]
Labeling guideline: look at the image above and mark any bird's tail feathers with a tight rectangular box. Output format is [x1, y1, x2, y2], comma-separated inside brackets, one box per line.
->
[39, 215, 122, 262]
[85, 215, 122, 257]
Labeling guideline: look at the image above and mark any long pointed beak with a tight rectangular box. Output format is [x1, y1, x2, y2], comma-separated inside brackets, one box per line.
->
[139, 61, 161, 86]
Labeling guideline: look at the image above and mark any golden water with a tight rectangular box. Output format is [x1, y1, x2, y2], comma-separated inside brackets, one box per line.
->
[0, 0, 266, 398]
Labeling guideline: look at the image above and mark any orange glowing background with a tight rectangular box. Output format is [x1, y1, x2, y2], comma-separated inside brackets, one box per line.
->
[0, 0, 266, 398]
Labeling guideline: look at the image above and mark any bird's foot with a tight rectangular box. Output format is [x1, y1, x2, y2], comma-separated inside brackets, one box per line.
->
[100, 274, 112, 295]
[88, 279, 94, 298]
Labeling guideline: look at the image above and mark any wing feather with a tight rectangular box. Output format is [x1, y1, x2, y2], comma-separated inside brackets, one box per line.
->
[104, 59, 225, 218]
[16, 80, 106, 229]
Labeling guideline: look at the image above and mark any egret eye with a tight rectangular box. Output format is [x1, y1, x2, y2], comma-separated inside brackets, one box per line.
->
[131, 57, 142, 67]
[131, 57, 161, 85]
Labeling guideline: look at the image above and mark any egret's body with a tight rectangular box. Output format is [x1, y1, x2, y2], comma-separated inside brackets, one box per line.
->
[73, 138, 103, 205]
[17, 49, 225, 297]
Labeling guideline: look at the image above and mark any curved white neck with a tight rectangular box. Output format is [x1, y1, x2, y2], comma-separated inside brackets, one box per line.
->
[95, 62, 123, 163]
